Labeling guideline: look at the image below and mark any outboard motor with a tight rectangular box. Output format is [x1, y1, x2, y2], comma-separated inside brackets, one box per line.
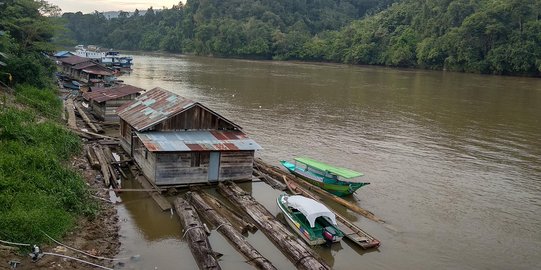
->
[322, 226, 338, 247]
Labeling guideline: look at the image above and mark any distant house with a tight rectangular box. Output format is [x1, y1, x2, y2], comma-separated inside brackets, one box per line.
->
[117, 87, 261, 186]
[54, 51, 75, 58]
[83, 84, 144, 122]
[58, 56, 113, 83]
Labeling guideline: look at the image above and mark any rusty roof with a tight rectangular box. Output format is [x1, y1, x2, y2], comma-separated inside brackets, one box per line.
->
[117, 87, 242, 131]
[82, 65, 113, 76]
[83, 84, 144, 103]
[136, 130, 262, 152]
[59, 55, 92, 65]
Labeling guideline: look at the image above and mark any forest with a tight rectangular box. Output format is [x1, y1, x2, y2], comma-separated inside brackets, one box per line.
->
[59, 0, 541, 76]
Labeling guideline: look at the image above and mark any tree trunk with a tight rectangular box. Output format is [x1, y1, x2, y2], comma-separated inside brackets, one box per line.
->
[74, 101, 103, 134]
[187, 192, 276, 270]
[174, 197, 221, 270]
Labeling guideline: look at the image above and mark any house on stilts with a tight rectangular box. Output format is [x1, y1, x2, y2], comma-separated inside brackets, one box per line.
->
[117, 87, 261, 186]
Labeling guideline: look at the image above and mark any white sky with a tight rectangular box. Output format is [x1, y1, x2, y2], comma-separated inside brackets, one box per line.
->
[48, 0, 184, 13]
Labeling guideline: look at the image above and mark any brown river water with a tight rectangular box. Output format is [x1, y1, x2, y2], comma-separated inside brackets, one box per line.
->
[115, 53, 541, 270]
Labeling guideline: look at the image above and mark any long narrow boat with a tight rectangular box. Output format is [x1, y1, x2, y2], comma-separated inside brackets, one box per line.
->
[280, 157, 369, 197]
[283, 177, 381, 249]
[277, 193, 344, 246]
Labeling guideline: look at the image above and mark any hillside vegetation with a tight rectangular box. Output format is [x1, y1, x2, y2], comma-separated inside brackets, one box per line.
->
[60, 0, 541, 75]
[1, 0, 96, 245]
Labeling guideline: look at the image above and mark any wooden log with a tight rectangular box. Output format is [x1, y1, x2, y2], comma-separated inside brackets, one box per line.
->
[187, 192, 277, 270]
[74, 101, 103, 134]
[85, 144, 100, 170]
[103, 147, 120, 189]
[199, 190, 257, 233]
[174, 197, 222, 270]
[217, 182, 330, 270]
[254, 159, 383, 223]
[65, 98, 77, 129]
[92, 145, 110, 187]
[252, 168, 287, 191]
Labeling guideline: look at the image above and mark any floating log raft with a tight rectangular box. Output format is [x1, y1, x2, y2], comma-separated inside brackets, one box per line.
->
[252, 168, 287, 191]
[74, 101, 103, 134]
[283, 175, 381, 249]
[199, 190, 257, 233]
[218, 182, 330, 270]
[174, 197, 222, 270]
[254, 159, 383, 223]
[187, 192, 276, 270]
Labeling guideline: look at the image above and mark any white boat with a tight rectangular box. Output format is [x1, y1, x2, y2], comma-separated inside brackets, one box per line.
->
[74, 46, 133, 68]
[277, 194, 344, 246]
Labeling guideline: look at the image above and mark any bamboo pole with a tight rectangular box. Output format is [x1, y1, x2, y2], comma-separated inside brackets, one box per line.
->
[254, 159, 383, 223]
[217, 182, 330, 270]
[187, 192, 277, 270]
[74, 101, 103, 134]
[199, 190, 257, 233]
[174, 197, 221, 270]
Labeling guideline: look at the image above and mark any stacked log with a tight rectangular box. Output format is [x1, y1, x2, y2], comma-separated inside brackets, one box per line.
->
[92, 144, 110, 187]
[217, 182, 330, 270]
[254, 159, 383, 223]
[85, 144, 100, 170]
[174, 197, 221, 270]
[74, 102, 103, 134]
[186, 192, 276, 270]
[199, 190, 257, 233]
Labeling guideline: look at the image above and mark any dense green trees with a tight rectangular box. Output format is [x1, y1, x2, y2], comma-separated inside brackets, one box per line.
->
[60, 0, 541, 76]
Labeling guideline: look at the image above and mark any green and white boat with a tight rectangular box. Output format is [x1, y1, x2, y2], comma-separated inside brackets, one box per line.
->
[277, 193, 344, 246]
[280, 157, 369, 197]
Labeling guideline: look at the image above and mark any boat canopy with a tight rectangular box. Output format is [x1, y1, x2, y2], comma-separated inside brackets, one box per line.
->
[285, 195, 337, 228]
[294, 157, 364, 179]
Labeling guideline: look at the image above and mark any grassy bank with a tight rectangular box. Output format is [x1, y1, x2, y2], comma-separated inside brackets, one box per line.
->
[0, 85, 96, 245]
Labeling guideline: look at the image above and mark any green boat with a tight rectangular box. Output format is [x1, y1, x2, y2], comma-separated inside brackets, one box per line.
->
[277, 193, 344, 246]
[280, 157, 369, 197]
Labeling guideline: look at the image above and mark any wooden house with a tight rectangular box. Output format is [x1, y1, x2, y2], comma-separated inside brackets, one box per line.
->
[117, 87, 261, 186]
[83, 84, 144, 122]
[59, 56, 113, 83]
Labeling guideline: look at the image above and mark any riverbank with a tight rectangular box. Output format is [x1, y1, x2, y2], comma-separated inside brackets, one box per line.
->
[0, 85, 120, 270]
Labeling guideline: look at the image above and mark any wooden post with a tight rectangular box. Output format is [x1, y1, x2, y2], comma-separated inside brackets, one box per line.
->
[199, 190, 257, 233]
[65, 98, 77, 129]
[174, 197, 221, 270]
[92, 144, 110, 187]
[254, 159, 383, 223]
[217, 182, 330, 270]
[103, 146, 120, 189]
[187, 192, 277, 270]
[74, 101, 103, 134]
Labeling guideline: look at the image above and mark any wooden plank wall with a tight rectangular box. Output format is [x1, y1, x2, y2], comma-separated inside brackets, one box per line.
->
[219, 151, 254, 181]
[155, 152, 210, 185]
[132, 136, 156, 182]
[154, 105, 237, 131]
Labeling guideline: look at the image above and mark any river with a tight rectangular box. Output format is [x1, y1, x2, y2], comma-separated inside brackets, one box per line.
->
[115, 53, 541, 269]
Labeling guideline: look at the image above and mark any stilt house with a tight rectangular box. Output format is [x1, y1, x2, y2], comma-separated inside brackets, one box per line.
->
[117, 87, 261, 186]
[83, 84, 144, 122]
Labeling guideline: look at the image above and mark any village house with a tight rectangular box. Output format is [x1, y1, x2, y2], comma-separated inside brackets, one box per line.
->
[58, 55, 114, 83]
[83, 84, 144, 122]
[117, 87, 261, 186]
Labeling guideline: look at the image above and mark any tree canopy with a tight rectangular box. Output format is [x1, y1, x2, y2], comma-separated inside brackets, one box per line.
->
[59, 0, 541, 76]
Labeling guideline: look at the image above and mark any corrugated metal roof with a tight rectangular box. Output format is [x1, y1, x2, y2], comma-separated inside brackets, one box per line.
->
[83, 84, 144, 102]
[117, 87, 242, 132]
[60, 55, 92, 65]
[54, 51, 74, 57]
[82, 65, 113, 76]
[136, 130, 262, 152]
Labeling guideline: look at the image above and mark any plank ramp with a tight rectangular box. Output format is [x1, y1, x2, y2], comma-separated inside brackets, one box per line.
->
[134, 172, 171, 211]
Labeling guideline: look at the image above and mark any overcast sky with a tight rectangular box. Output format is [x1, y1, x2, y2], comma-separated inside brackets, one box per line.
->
[48, 0, 183, 13]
